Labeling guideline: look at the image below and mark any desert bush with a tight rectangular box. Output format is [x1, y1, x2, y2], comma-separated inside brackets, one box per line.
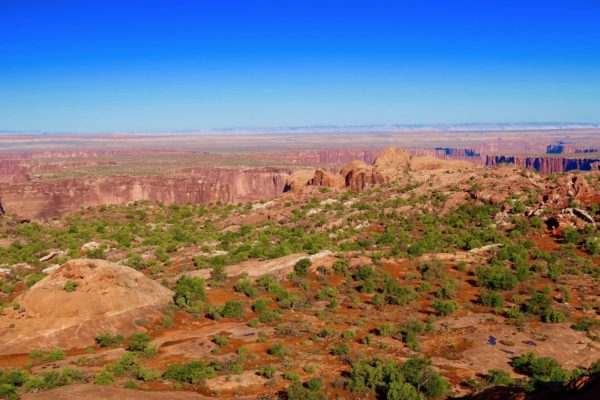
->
[127, 333, 152, 353]
[485, 369, 514, 385]
[212, 335, 229, 347]
[294, 258, 312, 276]
[42, 348, 65, 362]
[330, 343, 350, 356]
[268, 342, 289, 357]
[95, 332, 124, 348]
[208, 300, 244, 320]
[432, 300, 458, 316]
[258, 365, 276, 379]
[94, 371, 114, 385]
[383, 277, 417, 305]
[63, 280, 77, 292]
[234, 276, 256, 297]
[511, 352, 570, 389]
[286, 380, 326, 400]
[163, 361, 217, 384]
[475, 265, 518, 290]
[174, 275, 206, 311]
[480, 290, 505, 308]
[208, 264, 227, 287]
[346, 356, 449, 399]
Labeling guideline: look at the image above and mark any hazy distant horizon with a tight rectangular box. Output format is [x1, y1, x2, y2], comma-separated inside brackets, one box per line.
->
[1, 122, 600, 136]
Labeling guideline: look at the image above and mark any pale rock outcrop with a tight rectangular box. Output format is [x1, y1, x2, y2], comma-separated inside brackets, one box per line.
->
[0, 259, 173, 354]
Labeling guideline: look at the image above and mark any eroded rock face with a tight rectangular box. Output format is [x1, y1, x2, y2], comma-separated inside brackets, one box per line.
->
[308, 169, 345, 189]
[0, 259, 173, 355]
[543, 174, 597, 209]
[0, 167, 291, 219]
[486, 155, 600, 174]
[303, 146, 476, 192]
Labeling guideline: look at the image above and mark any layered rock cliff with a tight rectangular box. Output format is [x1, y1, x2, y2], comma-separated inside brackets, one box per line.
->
[0, 167, 292, 219]
[486, 156, 600, 174]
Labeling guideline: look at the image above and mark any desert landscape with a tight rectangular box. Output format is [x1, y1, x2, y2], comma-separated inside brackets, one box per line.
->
[2, 1, 600, 399]
[0, 134, 599, 399]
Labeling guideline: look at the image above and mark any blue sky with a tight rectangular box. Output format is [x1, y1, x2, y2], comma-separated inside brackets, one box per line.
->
[1, 0, 600, 132]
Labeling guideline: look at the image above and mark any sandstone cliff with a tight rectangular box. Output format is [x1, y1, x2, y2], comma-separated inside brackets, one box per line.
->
[486, 155, 600, 174]
[0, 167, 291, 219]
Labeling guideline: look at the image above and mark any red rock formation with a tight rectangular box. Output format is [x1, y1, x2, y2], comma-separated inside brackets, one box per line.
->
[486, 155, 600, 174]
[543, 174, 596, 209]
[300, 147, 476, 193]
[0, 160, 30, 184]
[0, 167, 291, 219]
[308, 169, 345, 188]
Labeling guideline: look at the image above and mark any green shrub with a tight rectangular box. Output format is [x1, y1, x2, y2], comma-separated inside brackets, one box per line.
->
[330, 343, 350, 356]
[127, 333, 152, 352]
[294, 258, 312, 276]
[480, 290, 505, 308]
[94, 371, 114, 385]
[346, 356, 449, 399]
[63, 280, 77, 292]
[511, 352, 570, 389]
[485, 369, 514, 385]
[258, 365, 276, 378]
[213, 335, 229, 347]
[208, 300, 244, 320]
[209, 264, 227, 287]
[268, 342, 289, 357]
[342, 330, 357, 340]
[572, 317, 599, 332]
[234, 276, 256, 297]
[95, 332, 124, 348]
[286, 380, 326, 400]
[506, 306, 525, 319]
[174, 275, 206, 311]
[475, 265, 518, 290]
[42, 348, 65, 362]
[163, 361, 216, 384]
[541, 309, 566, 324]
[526, 292, 552, 319]
[432, 300, 458, 316]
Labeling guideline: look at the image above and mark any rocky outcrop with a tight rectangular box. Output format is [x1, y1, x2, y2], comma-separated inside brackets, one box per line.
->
[291, 147, 475, 193]
[543, 174, 596, 209]
[0, 259, 173, 354]
[0, 167, 291, 219]
[486, 155, 600, 174]
[308, 169, 345, 188]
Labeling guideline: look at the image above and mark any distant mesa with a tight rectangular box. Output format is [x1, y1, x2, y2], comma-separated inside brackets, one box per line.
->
[486, 155, 600, 174]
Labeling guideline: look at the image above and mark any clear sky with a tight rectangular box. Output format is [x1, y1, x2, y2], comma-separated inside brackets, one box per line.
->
[1, 0, 600, 132]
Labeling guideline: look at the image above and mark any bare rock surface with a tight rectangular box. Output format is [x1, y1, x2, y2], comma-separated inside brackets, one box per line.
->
[21, 384, 228, 400]
[0, 259, 173, 355]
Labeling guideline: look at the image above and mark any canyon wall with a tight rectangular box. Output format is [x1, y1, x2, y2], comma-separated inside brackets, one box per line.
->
[486, 156, 600, 174]
[0, 167, 291, 219]
[0, 160, 30, 184]
[279, 149, 379, 165]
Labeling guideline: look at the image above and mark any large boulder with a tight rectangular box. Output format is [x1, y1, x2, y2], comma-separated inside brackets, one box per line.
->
[0, 259, 173, 355]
